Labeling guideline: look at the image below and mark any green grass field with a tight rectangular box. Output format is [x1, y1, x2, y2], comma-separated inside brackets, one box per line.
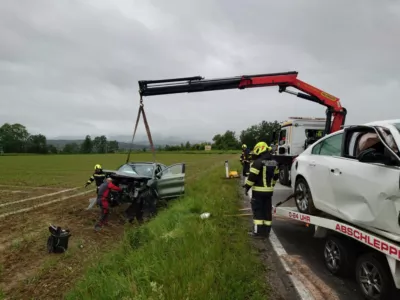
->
[0, 153, 270, 300]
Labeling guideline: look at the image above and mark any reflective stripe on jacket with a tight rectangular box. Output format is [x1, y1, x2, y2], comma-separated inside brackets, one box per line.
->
[244, 153, 279, 192]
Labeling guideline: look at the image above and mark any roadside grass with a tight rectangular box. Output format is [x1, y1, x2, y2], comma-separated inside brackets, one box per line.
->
[65, 160, 269, 300]
[0, 153, 229, 187]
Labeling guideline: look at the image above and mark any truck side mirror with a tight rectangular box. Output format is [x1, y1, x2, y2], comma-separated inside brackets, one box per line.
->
[271, 131, 277, 144]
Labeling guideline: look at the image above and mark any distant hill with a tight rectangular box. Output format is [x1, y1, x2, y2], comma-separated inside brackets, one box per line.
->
[47, 139, 157, 150]
[47, 136, 211, 150]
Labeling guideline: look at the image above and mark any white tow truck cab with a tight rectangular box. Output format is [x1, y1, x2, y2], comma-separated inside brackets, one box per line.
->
[271, 117, 326, 186]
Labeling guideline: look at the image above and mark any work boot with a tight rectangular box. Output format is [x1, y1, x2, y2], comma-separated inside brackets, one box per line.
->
[94, 224, 102, 231]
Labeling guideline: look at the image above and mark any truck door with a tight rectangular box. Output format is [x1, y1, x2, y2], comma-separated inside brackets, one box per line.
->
[277, 128, 289, 155]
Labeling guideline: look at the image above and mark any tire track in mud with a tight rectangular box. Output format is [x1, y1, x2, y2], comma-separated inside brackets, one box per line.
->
[0, 188, 79, 208]
[0, 155, 236, 299]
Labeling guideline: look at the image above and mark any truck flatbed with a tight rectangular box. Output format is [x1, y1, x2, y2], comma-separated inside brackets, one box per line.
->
[272, 205, 400, 292]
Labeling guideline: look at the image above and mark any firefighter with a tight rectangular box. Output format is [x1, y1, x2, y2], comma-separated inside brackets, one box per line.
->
[240, 144, 251, 178]
[243, 141, 279, 238]
[84, 164, 107, 194]
[94, 177, 122, 231]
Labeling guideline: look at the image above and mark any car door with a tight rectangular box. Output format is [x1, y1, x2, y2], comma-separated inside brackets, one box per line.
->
[329, 126, 400, 231]
[306, 132, 344, 214]
[154, 163, 186, 199]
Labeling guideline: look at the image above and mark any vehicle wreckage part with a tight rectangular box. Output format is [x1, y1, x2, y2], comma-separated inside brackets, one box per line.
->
[0, 189, 95, 219]
[47, 224, 71, 254]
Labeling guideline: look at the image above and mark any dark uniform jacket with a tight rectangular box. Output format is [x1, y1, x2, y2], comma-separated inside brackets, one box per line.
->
[86, 170, 107, 187]
[244, 152, 279, 193]
[240, 148, 251, 164]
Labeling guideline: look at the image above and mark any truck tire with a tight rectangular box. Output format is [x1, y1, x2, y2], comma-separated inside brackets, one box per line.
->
[294, 177, 319, 215]
[355, 252, 395, 300]
[323, 235, 354, 277]
[279, 164, 290, 186]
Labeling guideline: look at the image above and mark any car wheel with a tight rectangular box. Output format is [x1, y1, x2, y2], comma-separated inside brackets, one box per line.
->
[141, 189, 158, 219]
[323, 235, 354, 277]
[355, 252, 395, 300]
[279, 165, 290, 186]
[294, 177, 319, 215]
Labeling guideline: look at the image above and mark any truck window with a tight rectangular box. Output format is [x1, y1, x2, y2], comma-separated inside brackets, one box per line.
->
[279, 129, 287, 145]
[305, 129, 324, 139]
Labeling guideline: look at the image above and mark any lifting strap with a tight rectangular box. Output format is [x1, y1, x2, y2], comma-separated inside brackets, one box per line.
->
[126, 96, 156, 163]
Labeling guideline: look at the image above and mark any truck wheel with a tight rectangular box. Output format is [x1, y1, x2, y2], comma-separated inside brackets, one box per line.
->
[355, 252, 395, 300]
[279, 165, 290, 186]
[294, 177, 319, 215]
[323, 235, 354, 277]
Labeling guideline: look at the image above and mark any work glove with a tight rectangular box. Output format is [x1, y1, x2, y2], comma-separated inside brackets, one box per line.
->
[84, 183, 89, 188]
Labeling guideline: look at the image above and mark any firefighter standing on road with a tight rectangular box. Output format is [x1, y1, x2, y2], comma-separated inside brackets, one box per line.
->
[85, 164, 107, 195]
[243, 142, 279, 238]
[95, 177, 122, 231]
[240, 144, 251, 178]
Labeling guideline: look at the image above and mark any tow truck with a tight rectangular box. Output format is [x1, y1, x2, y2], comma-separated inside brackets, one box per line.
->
[137, 71, 400, 299]
[272, 116, 326, 186]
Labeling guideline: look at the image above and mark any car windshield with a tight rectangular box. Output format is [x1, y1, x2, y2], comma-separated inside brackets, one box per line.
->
[118, 164, 154, 177]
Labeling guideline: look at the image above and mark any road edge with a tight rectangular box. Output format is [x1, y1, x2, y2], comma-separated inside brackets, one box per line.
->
[269, 229, 316, 300]
[239, 176, 315, 300]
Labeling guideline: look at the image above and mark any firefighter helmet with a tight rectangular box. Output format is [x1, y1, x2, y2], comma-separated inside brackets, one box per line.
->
[94, 164, 102, 170]
[242, 144, 247, 149]
[253, 142, 271, 156]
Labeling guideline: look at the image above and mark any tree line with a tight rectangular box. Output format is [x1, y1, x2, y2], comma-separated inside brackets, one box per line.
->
[0, 120, 280, 154]
[0, 123, 120, 154]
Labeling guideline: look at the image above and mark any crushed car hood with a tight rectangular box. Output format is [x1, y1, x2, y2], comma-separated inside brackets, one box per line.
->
[103, 169, 153, 180]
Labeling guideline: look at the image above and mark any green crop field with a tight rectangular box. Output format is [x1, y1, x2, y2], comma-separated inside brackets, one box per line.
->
[0, 153, 270, 300]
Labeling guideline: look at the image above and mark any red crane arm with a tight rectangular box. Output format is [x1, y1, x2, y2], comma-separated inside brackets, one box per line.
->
[138, 71, 347, 134]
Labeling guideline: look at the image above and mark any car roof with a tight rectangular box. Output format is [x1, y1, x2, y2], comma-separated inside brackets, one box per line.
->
[126, 161, 156, 165]
[364, 119, 400, 127]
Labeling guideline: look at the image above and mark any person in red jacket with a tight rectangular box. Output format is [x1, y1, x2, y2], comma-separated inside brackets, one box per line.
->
[94, 177, 122, 231]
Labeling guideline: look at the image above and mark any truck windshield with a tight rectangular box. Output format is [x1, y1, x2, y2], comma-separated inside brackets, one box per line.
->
[305, 129, 324, 138]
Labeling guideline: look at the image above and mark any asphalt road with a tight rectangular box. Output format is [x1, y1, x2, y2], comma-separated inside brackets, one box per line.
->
[270, 183, 365, 300]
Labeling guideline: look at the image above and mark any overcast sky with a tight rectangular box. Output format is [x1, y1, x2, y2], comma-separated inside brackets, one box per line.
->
[0, 0, 399, 141]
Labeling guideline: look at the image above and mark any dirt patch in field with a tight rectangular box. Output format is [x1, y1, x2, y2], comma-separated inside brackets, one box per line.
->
[0, 191, 130, 300]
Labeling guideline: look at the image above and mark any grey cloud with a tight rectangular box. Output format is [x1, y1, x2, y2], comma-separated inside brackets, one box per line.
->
[0, 0, 399, 142]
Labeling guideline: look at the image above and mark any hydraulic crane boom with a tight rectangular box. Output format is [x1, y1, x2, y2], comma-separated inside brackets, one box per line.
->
[138, 71, 347, 134]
